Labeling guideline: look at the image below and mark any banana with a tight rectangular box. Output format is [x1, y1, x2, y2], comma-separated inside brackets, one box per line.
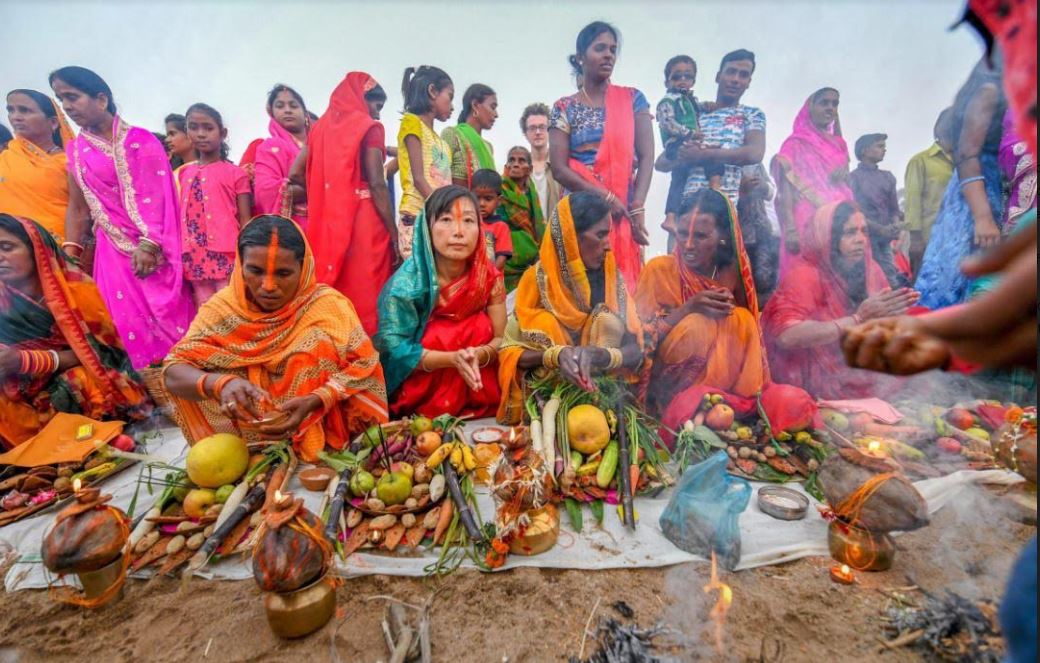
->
[425, 443, 454, 469]
[461, 445, 477, 471]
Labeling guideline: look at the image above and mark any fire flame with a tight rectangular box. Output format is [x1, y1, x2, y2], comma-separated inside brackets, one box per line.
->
[867, 440, 882, 454]
[703, 551, 733, 653]
[840, 564, 850, 575]
[72, 478, 82, 494]
[274, 489, 284, 504]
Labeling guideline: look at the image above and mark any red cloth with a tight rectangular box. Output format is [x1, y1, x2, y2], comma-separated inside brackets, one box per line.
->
[660, 383, 816, 448]
[484, 219, 513, 258]
[567, 84, 643, 292]
[238, 138, 263, 168]
[305, 72, 393, 335]
[761, 202, 898, 399]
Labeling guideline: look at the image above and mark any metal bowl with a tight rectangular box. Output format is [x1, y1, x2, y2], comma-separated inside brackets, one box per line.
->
[264, 570, 337, 639]
[757, 486, 809, 520]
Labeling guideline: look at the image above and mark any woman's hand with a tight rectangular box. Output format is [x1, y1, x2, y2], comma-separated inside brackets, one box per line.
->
[131, 246, 158, 278]
[973, 213, 1001, 248]
[629, 211, 650, 245]
[856, 288, 920, 321]
[842, 316, 951, 376]
[258, 395, 322, 439]
[686, 287, 735, 319]
[0, 348, 21, 381]
[453, 348, 484, 391]
[558, 346, 607, 392]
[217, 377, 269, 422]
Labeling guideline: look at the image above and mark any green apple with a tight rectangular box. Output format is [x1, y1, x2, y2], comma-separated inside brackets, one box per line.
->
[362, 425, 383, 448]
[350, 470, 376, 497]
[409, 416, 434, 437]
[214, 484, 236, 504]
[375, 471, 413, 506]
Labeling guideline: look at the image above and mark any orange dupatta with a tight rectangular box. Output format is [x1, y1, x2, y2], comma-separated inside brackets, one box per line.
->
[496, 195, 642, 423]
[164, 217, 388, 461]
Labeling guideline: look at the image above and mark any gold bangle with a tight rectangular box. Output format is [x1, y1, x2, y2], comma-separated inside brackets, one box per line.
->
[542, 345, 564, 369]
[606, 348, 624, 371]
[479, 345, 495, 368]
[138, 237, 162, 256]
[420, 351, 435, 372]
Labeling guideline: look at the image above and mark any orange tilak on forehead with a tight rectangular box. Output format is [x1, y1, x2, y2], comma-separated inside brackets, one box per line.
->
[263, 229, 280, 289]
[452, 199, 466, 232]
[683, 206, 701, 249]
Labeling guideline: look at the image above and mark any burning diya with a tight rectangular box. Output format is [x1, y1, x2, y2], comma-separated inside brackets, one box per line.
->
[41, 481, 129, 607]
[829, 563, 855, 585]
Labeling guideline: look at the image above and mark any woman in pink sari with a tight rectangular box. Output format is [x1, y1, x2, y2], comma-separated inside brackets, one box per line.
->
[253, 84, 309, 227]
[771, 88, 853, 277]
[50, 66, 194, 369]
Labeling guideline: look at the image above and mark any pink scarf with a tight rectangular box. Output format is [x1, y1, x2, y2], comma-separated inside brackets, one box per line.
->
[253, 118, 306, 226]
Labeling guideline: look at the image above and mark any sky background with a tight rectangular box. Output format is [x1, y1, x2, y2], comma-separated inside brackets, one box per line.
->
[4, 0, 984, 256]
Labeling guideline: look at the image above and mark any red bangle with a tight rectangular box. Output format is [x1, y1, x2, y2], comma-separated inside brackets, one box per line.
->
[195, 374, 210, 399]
[212, 374, 235, 399]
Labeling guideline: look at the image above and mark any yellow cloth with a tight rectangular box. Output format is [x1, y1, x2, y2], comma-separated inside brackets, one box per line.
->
[0, 413, 121, 467]
[397, 113, 453, 218]
[903, 142, 954, 242]
[0, 137, 70, 241]
[496, 194, 642, 423]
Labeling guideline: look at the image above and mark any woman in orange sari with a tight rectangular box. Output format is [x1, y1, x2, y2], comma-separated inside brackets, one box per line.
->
[375, 186, 505, 418]
[635, 188, 767, 415]
[497, 191, 644, 425]
[0, 89, 75, 242]
[0, 214, 150, 448]
[163, 215, 388, 462]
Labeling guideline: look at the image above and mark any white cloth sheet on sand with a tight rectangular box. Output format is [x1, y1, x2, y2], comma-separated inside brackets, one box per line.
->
[3, 419, 1023, 590]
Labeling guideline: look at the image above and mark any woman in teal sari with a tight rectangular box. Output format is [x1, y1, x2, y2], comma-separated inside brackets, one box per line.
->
[375, 185, 506, 418]
[441, 84, 498, 188]
[499, 146, 545, 291]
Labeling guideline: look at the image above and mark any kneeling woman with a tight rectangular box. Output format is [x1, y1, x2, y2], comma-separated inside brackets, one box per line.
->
[376, 186, 505, 418]
[163, 216, 388, 462]
[0, 214, 151, 447]
[497, 192, 643, 425]
[635, 189, 767, 414]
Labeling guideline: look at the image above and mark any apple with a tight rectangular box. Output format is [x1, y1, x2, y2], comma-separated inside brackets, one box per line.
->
[935, 437, 962, 454]
[376, 471, 413, 506]
[350, 470, 376, 497]
[705, 404, 735, 431]
[416, 431, 442, 456]
[410, 416, 434, 437]
[183, 488, 216, 518]
[362, 425, 384, 448]
[111, 434, 135, 452]
[391, 461, 414, 480]
[214, 484, 236, 503]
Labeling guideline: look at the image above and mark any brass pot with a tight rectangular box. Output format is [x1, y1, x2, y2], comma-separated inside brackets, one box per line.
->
[509, 505, 560, 556]
[827, 520, 895, 571]
[263, 570, 336, 639]
[76, 553, 123, 600]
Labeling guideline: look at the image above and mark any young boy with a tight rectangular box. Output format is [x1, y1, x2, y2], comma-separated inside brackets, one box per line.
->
[471, 169, 513, 272]
[849, 133, 910, 288]
[656, 55, 722, 247]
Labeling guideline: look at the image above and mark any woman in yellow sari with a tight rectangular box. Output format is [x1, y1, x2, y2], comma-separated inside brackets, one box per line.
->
[163, 215, 388, 462]
[0, 89, 75, 241]
[497, 192, 643, 424]
[634, 188, 767, 414]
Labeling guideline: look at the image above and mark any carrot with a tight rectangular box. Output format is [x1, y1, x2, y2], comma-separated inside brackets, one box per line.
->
[404, 525, 426, 549]
[264, 463, 288, 509]
[130, 537, 171, 572]
[343, 521, 370, 556]
[383, 523, 406, 551]
[630, 465, 640, 496]
[433, 499, 454, 545]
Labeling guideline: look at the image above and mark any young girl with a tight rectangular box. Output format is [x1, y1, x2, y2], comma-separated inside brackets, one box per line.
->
[254, 84, 309, 227]
[177, 103, 252, 307]
[397, 66, 454, 258]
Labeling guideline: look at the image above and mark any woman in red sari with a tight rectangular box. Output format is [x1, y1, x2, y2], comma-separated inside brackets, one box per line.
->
[549, 21, 654, 292]
[304, 72, 398, 335]
[761, 201, 918, 399]
[375, 185, 505, 418]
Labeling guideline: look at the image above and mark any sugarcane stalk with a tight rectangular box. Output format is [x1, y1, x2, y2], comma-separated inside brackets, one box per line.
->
[442, 462, 483, 542]
[617, 393, 635, 529]
[324, 466, 353, 543]
[185, 482, 266, 572]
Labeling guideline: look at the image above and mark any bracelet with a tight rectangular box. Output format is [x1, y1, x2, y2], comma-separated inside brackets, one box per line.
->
[606, 348, 624, 371]
[211, 374, 235, 399]
[312, 385, 337, 413]
[195, 374, 210, 399]
[629, 208, 645, 217]
[959, 175, 985, 188]
[542, 345, 565, 369]
[61, 241, 85, 255]
[138, 237, 162, 256]
[479, 345, 495, 368]
[603, 191, 618, 206]
[420, 351, 435, 372]
[18, 350, 60, 377]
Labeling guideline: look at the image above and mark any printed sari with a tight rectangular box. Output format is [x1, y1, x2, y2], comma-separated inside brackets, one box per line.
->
[254, 118, 307, 227]
[771, 96, 853, 277]
[497, 175, 544, 292]
[442, 123, 495, 187]
[164, 218, 388, 462]
[68, 115, 194, 369]
[306, 72, 393, 335]
[762, 202, 897, 399]
[635, 192, 767, 414]
[375, 206, 504, 418]
[0, 101, 75, 241]
[496, 194, 643, 424]
[0, 217, 151, 448]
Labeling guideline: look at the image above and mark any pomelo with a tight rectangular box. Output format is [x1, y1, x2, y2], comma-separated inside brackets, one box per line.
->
[186, 433, 249, 488]
[567, 405, 611, 455]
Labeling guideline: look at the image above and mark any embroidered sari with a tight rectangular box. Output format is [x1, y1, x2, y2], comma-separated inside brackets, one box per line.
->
[496, 194, 643, 424]
[762, 202, 898, 399]
[0, 217, 151, 448]
[68, 116, 194, 369]
[306, 72, 393, 335]
[771, 96, 853, 277]
[498, 175, 544, 292]
[254, 118, 307, 227]
[375, 206, 504, 418]
[0, 102, 74, 242]
[634, 193, 767, 414]
[164, 218, 388, 462]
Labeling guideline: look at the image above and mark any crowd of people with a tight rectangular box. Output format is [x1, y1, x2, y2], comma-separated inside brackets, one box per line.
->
[0, 20, 1035, 461]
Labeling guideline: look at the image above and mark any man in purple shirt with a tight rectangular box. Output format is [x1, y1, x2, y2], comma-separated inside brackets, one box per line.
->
[849, 133, 909, 288]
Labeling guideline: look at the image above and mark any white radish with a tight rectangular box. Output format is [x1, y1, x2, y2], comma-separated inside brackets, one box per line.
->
[541, 398, 561, 476]
[214, 480, 249, 529]
[128, 506, 161, 550]
[530, 419, 544, 456]
[428, 474, 446, 502]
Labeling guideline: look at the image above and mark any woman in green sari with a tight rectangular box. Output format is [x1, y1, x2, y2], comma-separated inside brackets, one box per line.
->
[441, 84, 498, 188]
[499, 146, 545, 291]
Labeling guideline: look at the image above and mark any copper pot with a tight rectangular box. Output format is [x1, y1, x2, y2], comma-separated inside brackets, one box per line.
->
[76, 553, 124, 600]
[263, 570, 336, 639]
[509, 505, 560, 556]
[827, 520, 894, 571]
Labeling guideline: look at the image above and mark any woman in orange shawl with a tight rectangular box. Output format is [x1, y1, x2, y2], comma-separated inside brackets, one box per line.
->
[305, 72, 398, 336]
[635, 188, 767, 415]
[0, 90, 75, 241]
[0, 214, 150, 448]
[497, 191, 644, 424]
[163, 215, 388, 462]
[375, 186, 505, 419]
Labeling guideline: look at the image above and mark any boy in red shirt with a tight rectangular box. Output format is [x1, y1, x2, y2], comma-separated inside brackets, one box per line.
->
[471, 169, 513, 271]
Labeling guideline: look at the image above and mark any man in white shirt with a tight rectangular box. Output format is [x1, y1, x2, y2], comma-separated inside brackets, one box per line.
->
[520, 103, 561, 216]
